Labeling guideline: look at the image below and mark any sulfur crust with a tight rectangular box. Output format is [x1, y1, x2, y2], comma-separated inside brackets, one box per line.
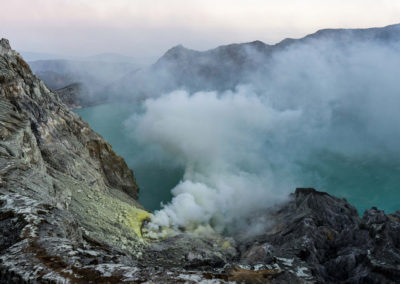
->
[126, 207, 151, 237]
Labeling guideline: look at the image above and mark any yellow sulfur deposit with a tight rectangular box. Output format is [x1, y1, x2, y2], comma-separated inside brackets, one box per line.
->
[125, 207, 151, 237]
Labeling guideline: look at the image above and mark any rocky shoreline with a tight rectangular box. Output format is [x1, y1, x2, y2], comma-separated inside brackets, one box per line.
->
[1, 38, 399, 283]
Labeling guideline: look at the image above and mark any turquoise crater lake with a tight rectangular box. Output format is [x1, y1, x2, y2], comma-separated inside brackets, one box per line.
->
[75, 103, 400, 214]
[75, 103, 184, 211]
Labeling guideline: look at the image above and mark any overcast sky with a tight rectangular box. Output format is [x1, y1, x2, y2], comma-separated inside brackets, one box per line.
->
[1, 0, 400, 59]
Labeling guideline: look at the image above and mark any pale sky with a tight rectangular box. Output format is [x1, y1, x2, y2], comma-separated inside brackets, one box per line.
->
[1, 0, 400, 59]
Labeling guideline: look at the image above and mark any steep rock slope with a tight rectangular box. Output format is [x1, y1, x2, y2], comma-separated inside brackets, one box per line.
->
[0, 38, 149, 282]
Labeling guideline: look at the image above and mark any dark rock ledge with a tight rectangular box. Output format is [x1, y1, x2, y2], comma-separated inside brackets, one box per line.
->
[237, 188, 400, 283]
[1, 38, 399, 283]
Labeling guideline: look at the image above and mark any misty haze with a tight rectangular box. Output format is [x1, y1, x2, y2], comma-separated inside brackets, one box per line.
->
[1, 1, 400, 283]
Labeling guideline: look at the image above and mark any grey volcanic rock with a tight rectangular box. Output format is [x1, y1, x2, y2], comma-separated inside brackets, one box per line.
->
[238, 188, 400, 283]
[1, 38, 400, 283]
[0, 38, 146, 282]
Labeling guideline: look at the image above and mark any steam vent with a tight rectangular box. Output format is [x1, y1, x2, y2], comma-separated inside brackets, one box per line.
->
[1, 32, 400, 283]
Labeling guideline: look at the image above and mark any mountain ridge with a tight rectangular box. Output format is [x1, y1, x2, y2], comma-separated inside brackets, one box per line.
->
[28, 22, 400, 108]
[104, 22, 400, 101]
[163, 22, 400, 55]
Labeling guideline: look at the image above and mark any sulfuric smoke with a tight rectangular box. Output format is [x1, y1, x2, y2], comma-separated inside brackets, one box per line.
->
[124, 38, 400, 235]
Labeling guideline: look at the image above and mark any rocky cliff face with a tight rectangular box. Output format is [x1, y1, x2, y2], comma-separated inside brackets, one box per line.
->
[0, 38, 148, 282]
[1, 38, 400, 283]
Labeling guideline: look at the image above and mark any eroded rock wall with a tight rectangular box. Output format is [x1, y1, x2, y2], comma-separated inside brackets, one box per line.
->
[0, 38, 149, 282]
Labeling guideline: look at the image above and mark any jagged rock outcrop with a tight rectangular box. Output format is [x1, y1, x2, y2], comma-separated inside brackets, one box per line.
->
[238, 188, 400, 283]
[1, 38, 399, 283]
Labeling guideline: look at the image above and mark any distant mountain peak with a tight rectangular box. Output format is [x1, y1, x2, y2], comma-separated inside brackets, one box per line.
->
[158, 44, 199, 63]
[246, 40, 267, 48]
[172, 44, 185, 49]
[164, 44, 190, 54]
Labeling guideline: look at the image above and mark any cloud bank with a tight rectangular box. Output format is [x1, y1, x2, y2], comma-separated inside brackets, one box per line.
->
[3, 0, 400, 57]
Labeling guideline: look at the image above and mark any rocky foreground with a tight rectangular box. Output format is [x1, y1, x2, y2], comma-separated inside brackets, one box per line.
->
[1, 38, 400, 283]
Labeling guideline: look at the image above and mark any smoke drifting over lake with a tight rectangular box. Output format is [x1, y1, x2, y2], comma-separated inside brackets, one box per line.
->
[124, 36, 400, 234]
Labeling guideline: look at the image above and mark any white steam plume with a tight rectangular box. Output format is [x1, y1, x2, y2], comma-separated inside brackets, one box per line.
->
[124, 38, 400, 234]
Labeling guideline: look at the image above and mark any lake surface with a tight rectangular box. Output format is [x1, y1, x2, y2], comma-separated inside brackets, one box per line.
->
[75, 103, 184, 211]
[75, 103, 400, 214]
